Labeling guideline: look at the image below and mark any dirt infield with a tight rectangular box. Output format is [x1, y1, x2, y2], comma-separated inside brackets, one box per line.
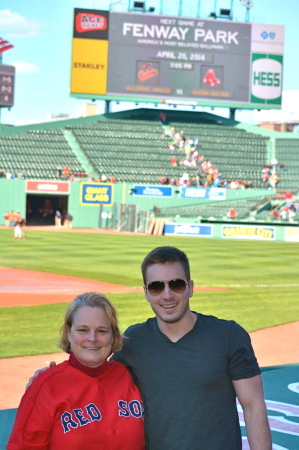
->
[0, 266, 145, 307]
[0, 266, 227, 307]
[0, 265, 298, 411]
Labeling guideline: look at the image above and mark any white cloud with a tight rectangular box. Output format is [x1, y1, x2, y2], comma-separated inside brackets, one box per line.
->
[12, 61, 40, 74]
[0, 9, 43, 38]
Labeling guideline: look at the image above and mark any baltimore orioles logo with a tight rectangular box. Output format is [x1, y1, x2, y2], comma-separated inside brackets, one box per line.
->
[138, 64, 159, 82]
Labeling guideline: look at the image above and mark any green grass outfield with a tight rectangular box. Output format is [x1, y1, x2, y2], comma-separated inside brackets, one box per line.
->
[1, 229, 299, 359]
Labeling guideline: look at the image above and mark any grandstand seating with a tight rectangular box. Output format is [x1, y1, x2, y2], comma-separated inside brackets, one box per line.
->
[0, 113, 298, 199]
[70, 119, 180, 183]
[157, 197, 265, 220]
[275, 139, 299, 190]
[65, 118, 270, 186]
[0, 129, 86, 179]
[168, 121, 268, 188]
[256, 208, 299, 222]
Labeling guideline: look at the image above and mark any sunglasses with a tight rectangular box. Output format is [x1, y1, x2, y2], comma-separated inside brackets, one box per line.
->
[145, 279, 189, 296]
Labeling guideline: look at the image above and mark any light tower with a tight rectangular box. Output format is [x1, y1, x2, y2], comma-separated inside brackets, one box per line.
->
[239, 0, 254, 22]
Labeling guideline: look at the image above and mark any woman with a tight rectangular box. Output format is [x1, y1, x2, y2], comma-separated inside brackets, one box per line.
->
[7, 292, 145, 449]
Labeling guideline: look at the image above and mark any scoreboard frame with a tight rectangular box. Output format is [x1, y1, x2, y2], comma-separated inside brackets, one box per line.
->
[70, 9, 284, 110]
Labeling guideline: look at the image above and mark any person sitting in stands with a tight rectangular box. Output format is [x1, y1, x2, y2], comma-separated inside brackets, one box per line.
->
[280, 207, 289, 220]
[170, 155, 177, 166]
[227, 207, 238, 219]
[63, 166, 71, 179]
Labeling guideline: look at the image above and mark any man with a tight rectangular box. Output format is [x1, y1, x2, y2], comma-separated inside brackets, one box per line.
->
[55, 210, 62, 227]
[112, 246, 272, 450]
[64, 212, 73, 229]
[13, 211, 26, 239]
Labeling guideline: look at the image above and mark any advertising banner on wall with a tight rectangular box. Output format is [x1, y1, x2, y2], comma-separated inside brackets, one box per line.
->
[180, 187, 226, 200]
[222, 225, 275, 240]
[70, 9, 284, 110]
[133, 185, 173, 197]
[284, 227, 299, 242]
[71, 9, 109, 95]
[164, 223, 213, 237]
[25, 180, 70, 194]
[80, 182, 113, 205]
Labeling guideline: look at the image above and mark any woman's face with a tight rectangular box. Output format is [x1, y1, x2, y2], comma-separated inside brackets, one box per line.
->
[67, 306, 113, 368]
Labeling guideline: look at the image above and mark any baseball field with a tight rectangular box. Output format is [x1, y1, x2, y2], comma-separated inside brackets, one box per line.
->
[1, 227, 299, 359]
[1, 227, 299, 449]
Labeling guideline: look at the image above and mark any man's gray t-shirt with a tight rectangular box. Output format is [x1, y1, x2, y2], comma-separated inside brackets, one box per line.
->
[112, 312, 261, 450]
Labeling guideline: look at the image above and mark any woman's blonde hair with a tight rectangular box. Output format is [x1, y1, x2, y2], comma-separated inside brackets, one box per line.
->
[59, 292, 123, 354]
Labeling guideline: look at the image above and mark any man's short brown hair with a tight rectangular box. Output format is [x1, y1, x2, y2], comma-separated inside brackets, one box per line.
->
[141, 246, 191, 284]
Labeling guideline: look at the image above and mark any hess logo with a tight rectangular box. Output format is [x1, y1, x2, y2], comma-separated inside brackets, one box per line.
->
[76, 13, 107, 33]
[251, 58, 282, 100]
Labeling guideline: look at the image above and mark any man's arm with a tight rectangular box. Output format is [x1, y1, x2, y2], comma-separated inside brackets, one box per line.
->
[233, 374, 272, 450]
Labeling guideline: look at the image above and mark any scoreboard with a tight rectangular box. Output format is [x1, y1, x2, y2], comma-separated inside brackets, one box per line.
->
[70, 9, 284, 110]
[0, 64, 15, 108]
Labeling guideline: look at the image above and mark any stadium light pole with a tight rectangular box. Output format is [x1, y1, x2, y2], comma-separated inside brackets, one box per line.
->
[128, 0, 133, 12]
[159, 0, 164, 15]
[214, 0, 218, 14]
[196, 1, 201, 18]
[239, 0, 253, 22]
[230, 0, 234, 20]
[178, 0, 183, 16]
[245, 4, 251, 22]
[246, 9, 250, 21]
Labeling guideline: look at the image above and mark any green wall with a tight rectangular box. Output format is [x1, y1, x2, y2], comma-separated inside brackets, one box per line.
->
[0, 180, 295, 242]
[0, 179, 275, 228]
[0, 179, 26, 219]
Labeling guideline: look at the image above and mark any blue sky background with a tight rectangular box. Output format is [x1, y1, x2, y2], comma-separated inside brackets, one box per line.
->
[0, 0, 298, 125]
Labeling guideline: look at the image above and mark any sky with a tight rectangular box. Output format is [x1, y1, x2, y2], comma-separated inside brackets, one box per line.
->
[1, 0, 299, 126]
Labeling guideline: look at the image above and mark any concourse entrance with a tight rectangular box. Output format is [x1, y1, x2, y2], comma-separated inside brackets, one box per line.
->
[25, 180, 70, 226]
[25, 194, 68, 225]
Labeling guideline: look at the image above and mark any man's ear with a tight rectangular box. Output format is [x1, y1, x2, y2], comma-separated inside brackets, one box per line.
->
[143, 286, 150, 302]
[189, 280, 194, 298]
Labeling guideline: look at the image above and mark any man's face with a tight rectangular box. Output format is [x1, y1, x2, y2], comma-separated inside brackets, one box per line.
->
[144, 261, 193, 325]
